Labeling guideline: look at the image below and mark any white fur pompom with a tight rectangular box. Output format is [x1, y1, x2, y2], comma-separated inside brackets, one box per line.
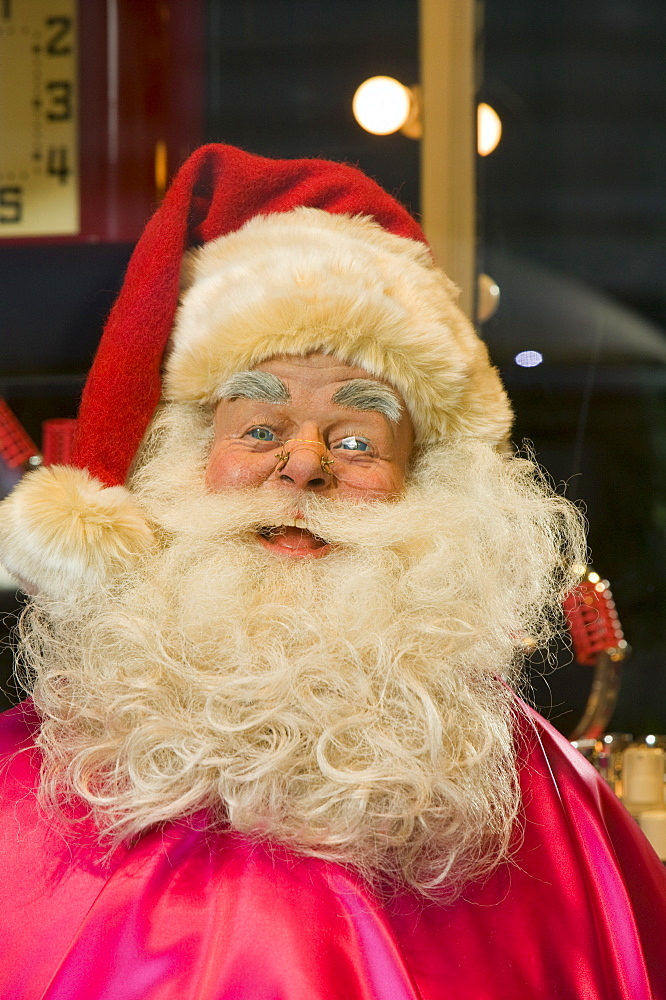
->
[0, 465, 154, 599]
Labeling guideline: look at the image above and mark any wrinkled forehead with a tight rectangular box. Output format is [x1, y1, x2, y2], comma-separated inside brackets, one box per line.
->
[218, 353, 410, 431]
[165, 209, 513, 450]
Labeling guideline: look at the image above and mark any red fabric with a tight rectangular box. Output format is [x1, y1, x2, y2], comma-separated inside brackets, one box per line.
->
[2, 698, 666, 999]
[72, 144, 428, 490]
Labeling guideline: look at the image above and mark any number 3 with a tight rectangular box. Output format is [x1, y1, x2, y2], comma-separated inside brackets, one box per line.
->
[45, 81, 72, 121]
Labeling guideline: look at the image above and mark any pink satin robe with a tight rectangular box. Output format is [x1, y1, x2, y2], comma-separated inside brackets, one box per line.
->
[1, 699, 665, 1000]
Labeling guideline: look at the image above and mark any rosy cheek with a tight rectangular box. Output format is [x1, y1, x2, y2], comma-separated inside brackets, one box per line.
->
[205, 447, 266, 490]
[335, 465, 405, 500]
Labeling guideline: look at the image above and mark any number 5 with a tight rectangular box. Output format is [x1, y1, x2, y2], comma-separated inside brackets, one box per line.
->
[0, 187, 23, 224]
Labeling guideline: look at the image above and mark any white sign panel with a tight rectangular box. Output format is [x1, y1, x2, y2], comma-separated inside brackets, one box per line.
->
[0, 0, 79, 236]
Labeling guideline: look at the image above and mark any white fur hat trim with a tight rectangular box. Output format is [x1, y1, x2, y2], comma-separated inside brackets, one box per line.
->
[0, 465, 154, 600]
[166, 207, 512, 446]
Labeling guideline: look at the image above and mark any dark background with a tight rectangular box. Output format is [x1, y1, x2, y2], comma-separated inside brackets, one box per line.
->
[0, 0, 665, 735]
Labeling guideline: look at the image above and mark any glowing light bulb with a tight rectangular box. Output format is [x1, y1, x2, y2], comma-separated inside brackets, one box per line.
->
[478, 103, 502, 156]
[352, 77, 412, 135]
[514, 350, 543, 368]
[587, 572, 601, 584]
[477, 273, 500, 324]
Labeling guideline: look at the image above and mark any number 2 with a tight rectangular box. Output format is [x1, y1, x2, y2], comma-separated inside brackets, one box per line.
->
[46, 16, 73, 56]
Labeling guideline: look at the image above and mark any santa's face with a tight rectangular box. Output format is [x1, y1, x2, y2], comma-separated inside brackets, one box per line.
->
[204, 354, 414, 558]
[24, 364, 585, 898]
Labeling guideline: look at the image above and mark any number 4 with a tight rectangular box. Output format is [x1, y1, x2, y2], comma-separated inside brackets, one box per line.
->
[47, 147, 72, 184]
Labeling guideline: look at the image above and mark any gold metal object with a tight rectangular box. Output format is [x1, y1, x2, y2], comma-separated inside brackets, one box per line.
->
[274, 439, 334, 475]
[568, 651, 623, 742]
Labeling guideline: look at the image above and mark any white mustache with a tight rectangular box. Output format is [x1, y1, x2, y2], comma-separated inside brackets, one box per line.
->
[148, 484, 432, 552]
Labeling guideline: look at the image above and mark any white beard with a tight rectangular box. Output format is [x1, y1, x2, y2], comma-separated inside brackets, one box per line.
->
[19, 402, 585, 899]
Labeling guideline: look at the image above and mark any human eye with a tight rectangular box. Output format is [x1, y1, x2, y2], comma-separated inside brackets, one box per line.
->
[334, 435, 373, 454]
[247, 426, 278, 442]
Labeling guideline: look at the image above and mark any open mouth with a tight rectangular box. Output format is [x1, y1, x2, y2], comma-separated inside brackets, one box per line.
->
[257, 517, 331, 558]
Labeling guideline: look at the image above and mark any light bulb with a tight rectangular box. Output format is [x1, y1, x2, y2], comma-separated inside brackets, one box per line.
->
[478, 103, 502, 156]
[514, 350, 543, 368]
[352, 77, 412, 136]
[477, 273, 500, 323]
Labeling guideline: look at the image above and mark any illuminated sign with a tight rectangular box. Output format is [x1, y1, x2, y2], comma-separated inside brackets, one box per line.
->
[0, 0, 78, 237]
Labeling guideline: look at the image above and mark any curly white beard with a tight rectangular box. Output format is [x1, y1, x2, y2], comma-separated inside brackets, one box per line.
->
[18, 402, 585, 900]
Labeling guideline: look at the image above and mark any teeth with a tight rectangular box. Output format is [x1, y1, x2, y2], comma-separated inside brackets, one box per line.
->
[258, 518, 328, 545]
[259, 517, 308, 535]
[281, 517, 307, 528]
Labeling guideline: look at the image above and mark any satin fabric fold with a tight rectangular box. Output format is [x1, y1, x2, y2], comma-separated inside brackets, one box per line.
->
[2, 699, 665, 1000]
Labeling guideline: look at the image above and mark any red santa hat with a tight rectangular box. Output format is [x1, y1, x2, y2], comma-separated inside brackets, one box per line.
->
[0, 143, 512, 599]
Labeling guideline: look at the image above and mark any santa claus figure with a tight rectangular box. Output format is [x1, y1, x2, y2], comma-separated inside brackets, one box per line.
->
[0, 145, 664, 999]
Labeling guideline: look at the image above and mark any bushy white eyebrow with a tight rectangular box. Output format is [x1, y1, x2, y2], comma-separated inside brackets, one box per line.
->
[218, 371, 291, 403]
[332, 380, 403, 424]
